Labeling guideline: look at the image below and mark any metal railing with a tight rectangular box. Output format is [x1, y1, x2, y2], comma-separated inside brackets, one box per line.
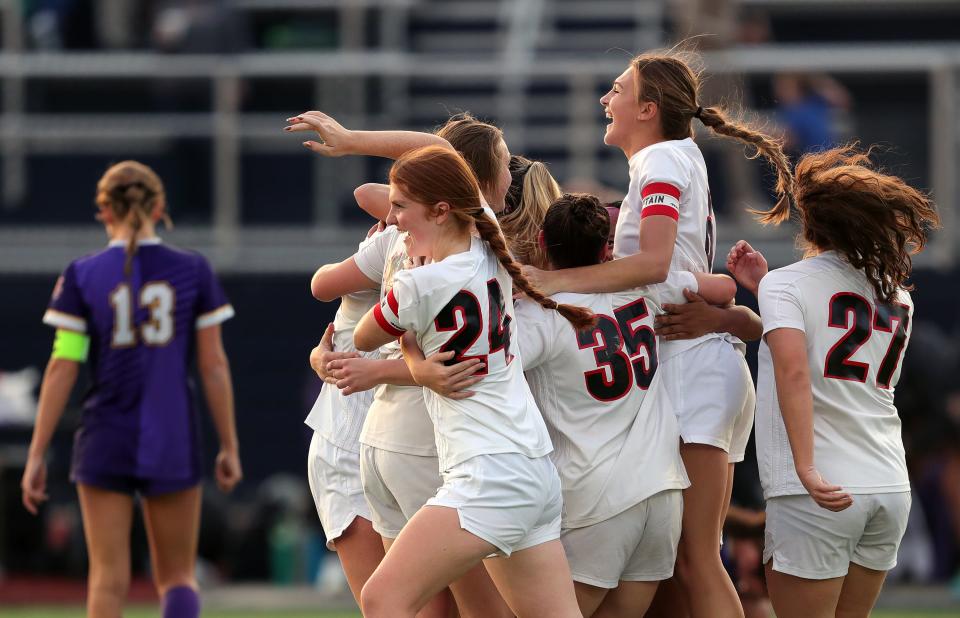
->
[0, 0, 955, 273]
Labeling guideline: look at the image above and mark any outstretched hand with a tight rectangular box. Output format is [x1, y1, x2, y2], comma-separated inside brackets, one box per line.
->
[285, 111, 355, 157]
[726, 240, 768, 297]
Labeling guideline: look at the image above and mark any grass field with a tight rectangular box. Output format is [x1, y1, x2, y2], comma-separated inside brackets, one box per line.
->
[0, 610, 361, 618]
[3, 609, 958, 618]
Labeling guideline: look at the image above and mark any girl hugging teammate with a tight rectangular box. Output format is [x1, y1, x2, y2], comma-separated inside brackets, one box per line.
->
[353, 146, 590, 617]
[515, 193, 738, 617]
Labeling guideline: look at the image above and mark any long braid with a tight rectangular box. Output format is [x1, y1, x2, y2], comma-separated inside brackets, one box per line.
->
[124, 208, 143, 277]
[116, 183, 151, 277]
[697, 106, 796, 225]
[469, 209, 596, 331]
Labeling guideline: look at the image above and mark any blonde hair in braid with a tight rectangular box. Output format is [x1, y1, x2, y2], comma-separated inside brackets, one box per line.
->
[390, 146, 596, 331]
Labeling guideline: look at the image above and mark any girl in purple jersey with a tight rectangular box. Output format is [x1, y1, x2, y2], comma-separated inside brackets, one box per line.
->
[21, 161, 242, 618]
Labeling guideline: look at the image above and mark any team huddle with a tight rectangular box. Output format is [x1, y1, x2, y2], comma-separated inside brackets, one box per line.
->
[21, 48, 940, 618]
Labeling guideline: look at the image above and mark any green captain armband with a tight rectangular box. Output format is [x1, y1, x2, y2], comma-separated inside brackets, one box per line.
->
[52, 329, 90, 362]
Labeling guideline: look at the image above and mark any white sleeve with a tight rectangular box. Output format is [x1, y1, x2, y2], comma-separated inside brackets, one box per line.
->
[758, 271, 805, 336]
[514, 299, 555, 370]
[631, 147, 690, 222]
[644, 271, 698, 307]
[353, 226, 399, 284]
[373, 269, 432, 338]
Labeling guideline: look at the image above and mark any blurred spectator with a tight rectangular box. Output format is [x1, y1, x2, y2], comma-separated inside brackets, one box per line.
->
[668, 0, 767, 216]
[151, 0, 248, 53]
[774, 72, 852, 158]
[93, 0, 151, 49]
[723, 444, 772, 618]
[896, 322, 960, 582]
[27, 0, 95, 49]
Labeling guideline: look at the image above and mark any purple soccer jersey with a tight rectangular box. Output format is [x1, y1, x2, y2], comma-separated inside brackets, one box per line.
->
[43, 239, 234, 488]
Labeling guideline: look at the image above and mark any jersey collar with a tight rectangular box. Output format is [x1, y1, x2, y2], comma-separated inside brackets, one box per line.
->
[107, 237, 162, 248]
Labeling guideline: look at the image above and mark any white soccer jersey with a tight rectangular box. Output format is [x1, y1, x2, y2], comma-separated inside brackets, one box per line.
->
[303, 233, 380, 452]
[353, 225, 437, 457]
[515, 272, 694, 528]
[614, 138, 725, 361]
[614, 138, 714, 273]
[756, 251, 913, 499]
[374, 237, 553, 472]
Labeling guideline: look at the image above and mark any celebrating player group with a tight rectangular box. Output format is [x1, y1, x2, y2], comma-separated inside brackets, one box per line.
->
[23, 46, 940, 618]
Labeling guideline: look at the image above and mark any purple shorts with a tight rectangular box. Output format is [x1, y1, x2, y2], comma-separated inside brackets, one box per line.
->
[72, 470, 201, 497]
[71, 422, 202, 497]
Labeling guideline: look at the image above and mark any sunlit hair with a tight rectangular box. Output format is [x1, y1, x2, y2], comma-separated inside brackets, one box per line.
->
[794, 145, 940, 303]
[435, 112, 506, 203]
[542, 193, 610, 269]
[95, 160, 170, 276]
[389, 146, 595, 330]
[499, 155, 563, 269]
[628, 46, 795, 224]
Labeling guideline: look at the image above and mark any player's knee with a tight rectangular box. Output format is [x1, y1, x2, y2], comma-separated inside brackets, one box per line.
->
[89, 568, 130, 601]
[360, 576, 396, 617]
[361, 572, 422, 618]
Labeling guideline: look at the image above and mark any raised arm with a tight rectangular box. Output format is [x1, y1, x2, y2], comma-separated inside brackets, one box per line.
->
[726, 240, 768, 298]
[311, 257, 379, 302]
[354, 183, 391, 222]
[524, 216, 677, 295]
[285, 111, 454, 159]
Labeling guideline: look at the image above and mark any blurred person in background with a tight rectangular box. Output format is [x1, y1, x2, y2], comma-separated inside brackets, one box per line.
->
[774, 73, 853, 159]
[668, 0, 767, 217]
[20, 161, 243, 618]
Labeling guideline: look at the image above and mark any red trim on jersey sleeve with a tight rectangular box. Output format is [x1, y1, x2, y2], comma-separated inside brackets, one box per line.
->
[373, 303, 406, 337]
[386, 289, 399, 315]
[640, 182, 681, 200]
[640, 204, 680, 220]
